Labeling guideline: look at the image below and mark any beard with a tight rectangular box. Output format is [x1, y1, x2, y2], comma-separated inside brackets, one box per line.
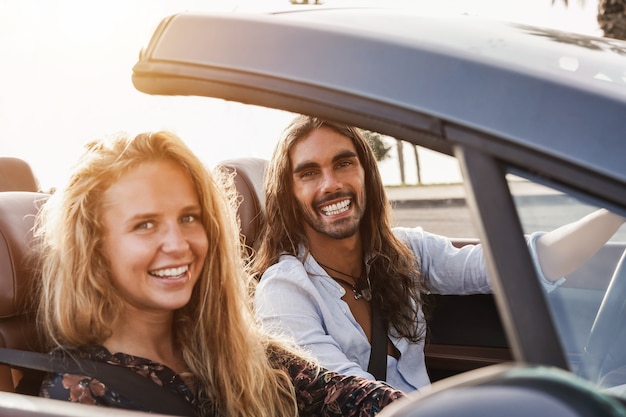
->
[300, 191, 365, 240]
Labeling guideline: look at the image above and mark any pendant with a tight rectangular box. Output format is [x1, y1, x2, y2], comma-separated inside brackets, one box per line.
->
[354, 275, 372, 301]
[355, 288, 372, 302]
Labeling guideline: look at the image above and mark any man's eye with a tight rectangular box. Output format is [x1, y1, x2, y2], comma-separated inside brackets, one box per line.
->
[300, 170, 315, 178]
[338, 160, 352, 168]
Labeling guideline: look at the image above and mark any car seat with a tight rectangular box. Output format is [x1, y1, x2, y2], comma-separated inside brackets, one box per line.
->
[0, 191, 49, 392]
[0, 158, 40, 192]
[216, 157, 268, 255]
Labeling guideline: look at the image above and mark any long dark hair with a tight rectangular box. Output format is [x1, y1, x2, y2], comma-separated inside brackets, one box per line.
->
[253, 115, 426, 342]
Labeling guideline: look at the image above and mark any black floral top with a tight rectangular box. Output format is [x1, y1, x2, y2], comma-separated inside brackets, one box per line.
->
[39, 345, 404, 416]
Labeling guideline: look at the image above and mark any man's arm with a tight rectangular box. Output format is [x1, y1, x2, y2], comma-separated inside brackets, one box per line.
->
[534, 209, 625, 281]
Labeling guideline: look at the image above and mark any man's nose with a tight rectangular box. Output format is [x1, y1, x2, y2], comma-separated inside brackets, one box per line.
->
[320, 170, 342, 193]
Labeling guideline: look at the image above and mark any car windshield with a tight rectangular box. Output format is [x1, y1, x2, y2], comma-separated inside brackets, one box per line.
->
[510, 172, 626, 397]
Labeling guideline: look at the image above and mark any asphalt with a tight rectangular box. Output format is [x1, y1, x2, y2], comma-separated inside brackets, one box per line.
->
[385, 184, 466, 207]
[384, 181, 559, 207]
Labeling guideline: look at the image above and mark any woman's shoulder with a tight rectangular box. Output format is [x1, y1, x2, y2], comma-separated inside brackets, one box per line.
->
[45, 344, 181, 385]
[41, 345, 193, 410]
[41, 345, 117, 406]
[266, 341, 320, 379]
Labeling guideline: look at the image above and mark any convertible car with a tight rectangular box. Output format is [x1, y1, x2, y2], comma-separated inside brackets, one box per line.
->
[1, 5, 626, 417]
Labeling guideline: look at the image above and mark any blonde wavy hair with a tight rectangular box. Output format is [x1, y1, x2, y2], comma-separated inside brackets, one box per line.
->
[36, 131, 299, 417]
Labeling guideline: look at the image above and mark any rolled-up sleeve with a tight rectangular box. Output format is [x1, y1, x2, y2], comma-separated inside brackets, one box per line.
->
[394, 227, 491, 294]
[393, 227, 564, 294]
[526, 232, 567, 293]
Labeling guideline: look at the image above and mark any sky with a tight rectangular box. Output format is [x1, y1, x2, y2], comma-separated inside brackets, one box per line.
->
[0, 0, 602, 191]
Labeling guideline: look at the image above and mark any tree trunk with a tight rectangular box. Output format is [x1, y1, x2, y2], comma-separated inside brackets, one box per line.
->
[413, 145, 422, 185]
[396, 140, 405, 185]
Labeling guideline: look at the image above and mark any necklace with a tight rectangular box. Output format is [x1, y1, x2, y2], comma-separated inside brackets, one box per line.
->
[318, 261, 372, 301]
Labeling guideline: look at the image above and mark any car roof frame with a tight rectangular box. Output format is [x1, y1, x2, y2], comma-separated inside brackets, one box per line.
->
[132, 8, 626, 370]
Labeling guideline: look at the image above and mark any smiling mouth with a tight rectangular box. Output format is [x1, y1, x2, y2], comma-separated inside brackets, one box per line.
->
[149, 264, 189, 279]
[320, 199, 351, 216]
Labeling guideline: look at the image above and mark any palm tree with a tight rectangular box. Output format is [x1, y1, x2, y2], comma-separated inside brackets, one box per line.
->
[361, 130, 392, 162]
[555, 0, 626, 40]
[597, 0, 626, 40]
[396, 140, 406, 185]
[412, 145, 423, 185]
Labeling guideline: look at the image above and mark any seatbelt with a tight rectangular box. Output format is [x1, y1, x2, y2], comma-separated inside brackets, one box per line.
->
[0, 348, 196, 417]
[367, 303, 388, 381]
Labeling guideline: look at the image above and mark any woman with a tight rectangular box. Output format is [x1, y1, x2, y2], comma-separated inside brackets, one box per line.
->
[35, 131, 404, 417]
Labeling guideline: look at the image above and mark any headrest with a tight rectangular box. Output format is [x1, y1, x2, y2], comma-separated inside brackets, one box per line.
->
[216, 158, 268, 252]
[0, 158, 39, 192]
[0, 192, 48, 318]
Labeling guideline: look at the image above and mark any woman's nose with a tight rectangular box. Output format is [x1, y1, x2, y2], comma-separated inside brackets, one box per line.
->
[161, 224, 190, 254]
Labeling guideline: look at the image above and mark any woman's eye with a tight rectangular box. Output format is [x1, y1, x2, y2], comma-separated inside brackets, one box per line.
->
[136, 221, 154, 230]
[181, 215, 198, 223]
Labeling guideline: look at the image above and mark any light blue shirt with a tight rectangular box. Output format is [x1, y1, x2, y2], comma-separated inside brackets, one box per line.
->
[254, 227, 562, 392]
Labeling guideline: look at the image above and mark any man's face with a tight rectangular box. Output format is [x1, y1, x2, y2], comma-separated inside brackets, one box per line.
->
[289, 127, 366, 241]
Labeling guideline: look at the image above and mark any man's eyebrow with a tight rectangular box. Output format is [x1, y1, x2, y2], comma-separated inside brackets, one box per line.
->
[292, 161, 319, 175]
[333, 150, 358, 162]
[292, 150, 358, 174]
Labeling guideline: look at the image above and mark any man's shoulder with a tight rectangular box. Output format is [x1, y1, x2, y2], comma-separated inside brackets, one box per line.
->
[392, 226, 425, 240]
[261, 254, 307, 279]
[256, 254, 320, 296]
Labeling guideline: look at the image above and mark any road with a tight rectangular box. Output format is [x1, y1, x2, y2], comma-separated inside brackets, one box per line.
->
[392, 203, 476, 238]
[387, 184, 626, 241]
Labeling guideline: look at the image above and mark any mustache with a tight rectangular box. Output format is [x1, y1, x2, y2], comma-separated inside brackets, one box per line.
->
[315, 191, 355, 207]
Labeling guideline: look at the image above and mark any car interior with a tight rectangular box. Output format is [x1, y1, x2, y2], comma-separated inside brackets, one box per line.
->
[0, 190, 48, 393]
[216, 156, 626, 393]
[2, 155, 626, 395]
[219, 157, 517, 381]
[0, 149, 624, 416]
[0, 157, 40, 193]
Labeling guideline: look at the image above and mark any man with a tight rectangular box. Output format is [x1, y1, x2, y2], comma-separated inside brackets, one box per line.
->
[252, 115, 624, 392]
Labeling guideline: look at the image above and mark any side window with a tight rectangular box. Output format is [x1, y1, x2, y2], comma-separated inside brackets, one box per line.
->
[384, 141, 476, 238]
[510, 173, 626, 392]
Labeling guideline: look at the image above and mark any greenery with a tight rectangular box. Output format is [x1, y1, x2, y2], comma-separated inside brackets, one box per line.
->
[556, 0, 626, 40]
[361, 129, 392, 162]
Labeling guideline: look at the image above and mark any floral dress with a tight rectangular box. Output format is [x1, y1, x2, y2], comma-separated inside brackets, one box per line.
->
[40, 345, 404, 417]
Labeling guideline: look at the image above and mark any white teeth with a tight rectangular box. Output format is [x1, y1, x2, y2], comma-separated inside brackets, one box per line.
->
[150, 265, 188, 278]
[321, 199, 350, 216]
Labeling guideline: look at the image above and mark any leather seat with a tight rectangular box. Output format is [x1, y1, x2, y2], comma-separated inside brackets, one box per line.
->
[0, 158, 40, 192]
[216, 157, 268, 254]
[0, 191, 49, 392]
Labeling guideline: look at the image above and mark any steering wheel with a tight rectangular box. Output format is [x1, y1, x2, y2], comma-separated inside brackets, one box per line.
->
[583, 249, 626, 385]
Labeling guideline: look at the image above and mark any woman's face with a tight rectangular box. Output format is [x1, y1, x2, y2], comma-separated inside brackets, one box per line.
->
[101, 159, 208, 315]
